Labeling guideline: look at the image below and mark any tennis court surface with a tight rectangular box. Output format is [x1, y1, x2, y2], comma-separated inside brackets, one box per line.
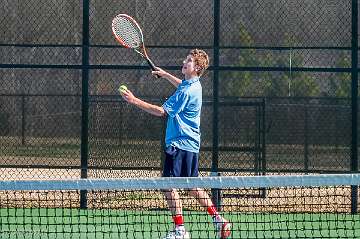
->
[0, 174, 359, 238]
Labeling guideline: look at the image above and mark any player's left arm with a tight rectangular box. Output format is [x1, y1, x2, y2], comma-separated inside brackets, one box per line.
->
[121, 89, 166, 117]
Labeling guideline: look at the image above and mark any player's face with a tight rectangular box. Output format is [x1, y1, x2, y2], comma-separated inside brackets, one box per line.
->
[182, 55, 197, 77]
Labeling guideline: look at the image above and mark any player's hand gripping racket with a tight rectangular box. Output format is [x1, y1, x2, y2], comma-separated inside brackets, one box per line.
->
[112, 14, 159, 77]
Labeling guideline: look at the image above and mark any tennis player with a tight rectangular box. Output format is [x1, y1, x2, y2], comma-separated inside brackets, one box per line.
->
[120, 49, 231, 239]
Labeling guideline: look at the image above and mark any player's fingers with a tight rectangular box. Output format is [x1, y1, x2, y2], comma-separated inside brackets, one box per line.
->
[152, 70, 163, 77]
[121, 91, 129, 98]
[121, 94, 131, 103]
[120, 94, 127, 101]
[123, 90, 134, 100]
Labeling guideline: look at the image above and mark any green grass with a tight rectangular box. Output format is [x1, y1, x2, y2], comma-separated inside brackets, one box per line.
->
[0, 208, 359, 239]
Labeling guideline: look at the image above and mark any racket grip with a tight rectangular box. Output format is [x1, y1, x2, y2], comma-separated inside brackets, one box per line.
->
[146, 58, 160, 78]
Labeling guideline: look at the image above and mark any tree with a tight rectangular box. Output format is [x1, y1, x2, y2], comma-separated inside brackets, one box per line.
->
[221, 24, 321, 98]
[327, 52, 351, 98]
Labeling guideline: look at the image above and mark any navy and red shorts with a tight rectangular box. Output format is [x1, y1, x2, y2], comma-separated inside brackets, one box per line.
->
[162, 146, 199, 177]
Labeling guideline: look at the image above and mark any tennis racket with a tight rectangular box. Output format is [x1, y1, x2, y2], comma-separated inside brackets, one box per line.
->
[112, 14, 159, 77]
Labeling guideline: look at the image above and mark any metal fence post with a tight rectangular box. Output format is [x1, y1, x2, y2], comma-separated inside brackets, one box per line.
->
[211, 0, 221, 210]
[21, 95, 25, 145]
[80, 0, 90, 209]
[351, 0, 358, 214]
[304, 105, 309, 173]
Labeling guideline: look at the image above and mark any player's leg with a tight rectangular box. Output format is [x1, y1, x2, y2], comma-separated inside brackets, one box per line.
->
[188, 188, 231, 239]
[184, 152, 231, 239]
[162, 146, 190, 239]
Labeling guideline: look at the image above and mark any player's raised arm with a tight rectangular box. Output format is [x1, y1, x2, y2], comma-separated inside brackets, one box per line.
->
[152, 67, 182, 88]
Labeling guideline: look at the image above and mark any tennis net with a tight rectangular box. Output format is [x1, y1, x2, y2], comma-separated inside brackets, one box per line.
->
[0, 174, 359, 238]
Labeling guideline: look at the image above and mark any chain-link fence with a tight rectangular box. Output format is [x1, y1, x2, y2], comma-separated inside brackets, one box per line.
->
[0, 0, 358, 180]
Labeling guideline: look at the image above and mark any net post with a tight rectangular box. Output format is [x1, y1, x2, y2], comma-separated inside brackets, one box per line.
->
[351, 0, 358, 214]
[210, 171, 222, 211]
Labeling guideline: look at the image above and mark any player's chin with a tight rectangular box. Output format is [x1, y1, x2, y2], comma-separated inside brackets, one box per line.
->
[181, 68, 187, 74]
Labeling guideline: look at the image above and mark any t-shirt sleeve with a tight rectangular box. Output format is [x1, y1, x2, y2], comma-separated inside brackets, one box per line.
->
[162, 90, 189, 118]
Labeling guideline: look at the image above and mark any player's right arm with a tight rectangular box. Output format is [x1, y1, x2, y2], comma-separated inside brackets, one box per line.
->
[152, 67, 182, 88]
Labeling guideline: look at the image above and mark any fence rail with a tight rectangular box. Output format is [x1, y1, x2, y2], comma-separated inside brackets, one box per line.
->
[0, 0, 358, 180]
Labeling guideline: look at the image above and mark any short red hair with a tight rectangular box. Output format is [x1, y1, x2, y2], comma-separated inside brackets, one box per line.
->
[190, 49, 209, 76]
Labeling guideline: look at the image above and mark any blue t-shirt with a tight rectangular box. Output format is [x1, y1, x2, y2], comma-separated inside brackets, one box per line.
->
[162, 77, 202, 153]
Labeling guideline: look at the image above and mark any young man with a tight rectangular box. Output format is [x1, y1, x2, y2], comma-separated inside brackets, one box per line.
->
[120, 49, 231, 239]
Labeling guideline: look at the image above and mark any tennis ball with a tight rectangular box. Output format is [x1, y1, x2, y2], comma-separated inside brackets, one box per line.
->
[119, 85, 128, 94]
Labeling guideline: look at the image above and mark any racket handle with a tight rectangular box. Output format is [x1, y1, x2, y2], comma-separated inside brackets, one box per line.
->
[146, 58, 160, 78]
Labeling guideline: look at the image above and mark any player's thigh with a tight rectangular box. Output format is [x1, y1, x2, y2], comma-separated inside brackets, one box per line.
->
[162, 147, 199, 177]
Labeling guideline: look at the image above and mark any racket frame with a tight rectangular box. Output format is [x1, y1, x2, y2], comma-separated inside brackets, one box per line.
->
[111, 14, 157, 71]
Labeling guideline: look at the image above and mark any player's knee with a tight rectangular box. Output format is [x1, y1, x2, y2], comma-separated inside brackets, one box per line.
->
[161, 189, 177, 198]
[187, 188, 200, 197]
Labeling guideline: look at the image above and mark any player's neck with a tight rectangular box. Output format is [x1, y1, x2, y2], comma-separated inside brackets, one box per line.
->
[184, 73, 198, 80]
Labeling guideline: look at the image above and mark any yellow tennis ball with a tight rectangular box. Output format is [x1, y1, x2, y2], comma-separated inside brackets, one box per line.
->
[119, 85, 128, 94]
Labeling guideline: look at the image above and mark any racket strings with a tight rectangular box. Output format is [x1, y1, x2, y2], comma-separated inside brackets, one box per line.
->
[113, 17, 142, 48]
